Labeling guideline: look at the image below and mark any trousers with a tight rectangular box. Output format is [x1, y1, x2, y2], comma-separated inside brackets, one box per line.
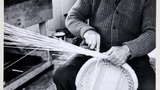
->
[53, 55, 155, 90]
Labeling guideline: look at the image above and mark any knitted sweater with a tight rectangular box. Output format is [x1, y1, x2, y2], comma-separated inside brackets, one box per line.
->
[65, 0, 156, 59]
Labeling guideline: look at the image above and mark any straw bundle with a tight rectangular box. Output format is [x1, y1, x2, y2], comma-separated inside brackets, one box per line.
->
[4, 23, 108, 59]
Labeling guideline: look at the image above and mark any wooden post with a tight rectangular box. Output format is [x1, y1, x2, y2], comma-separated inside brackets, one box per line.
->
[39, 21, 47, 36]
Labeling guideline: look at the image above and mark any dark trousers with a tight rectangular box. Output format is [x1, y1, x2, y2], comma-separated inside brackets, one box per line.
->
[53, 55, 155, 90]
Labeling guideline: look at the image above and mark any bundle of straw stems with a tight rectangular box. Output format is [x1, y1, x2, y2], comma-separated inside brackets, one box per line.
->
[4, 23, 108, 59]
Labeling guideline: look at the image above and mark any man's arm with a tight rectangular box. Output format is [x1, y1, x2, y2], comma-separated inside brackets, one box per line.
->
[104, 0, 155, 66]
[66, 0, 101, 51]
[65, 0, 95, 38]
[123, 0, 156, 59]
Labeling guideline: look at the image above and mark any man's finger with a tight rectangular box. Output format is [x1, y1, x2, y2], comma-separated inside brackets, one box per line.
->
[85, 38, 88, 44]
[87, 38, 92, 48]
[96, 35, 100, 52]
[115, 58, 125, 67]
[104, 47, 113, 55]
[106, 53, 114, 61]
[90, 37, 96, 50]
[110, 56, 117, 64]
[116, 62, 125, 67]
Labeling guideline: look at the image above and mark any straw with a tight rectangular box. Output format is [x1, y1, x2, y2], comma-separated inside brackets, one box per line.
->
[4, 23, 109, 59]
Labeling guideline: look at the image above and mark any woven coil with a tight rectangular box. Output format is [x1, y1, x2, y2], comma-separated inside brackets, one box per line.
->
[76, 58, 138, 90]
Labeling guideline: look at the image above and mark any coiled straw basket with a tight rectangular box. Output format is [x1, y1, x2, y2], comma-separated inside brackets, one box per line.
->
[76, 58, 138, 90]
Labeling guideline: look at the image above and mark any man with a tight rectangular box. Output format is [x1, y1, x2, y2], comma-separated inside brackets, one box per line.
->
[53, 0, 155, 90]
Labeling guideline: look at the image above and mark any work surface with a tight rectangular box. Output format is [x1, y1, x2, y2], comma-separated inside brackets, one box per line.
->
[16, 66, 57, 90]
[12, 51, 76, 90]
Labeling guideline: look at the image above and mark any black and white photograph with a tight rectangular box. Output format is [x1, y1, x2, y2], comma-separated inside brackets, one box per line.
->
[3, 0, 157, 90]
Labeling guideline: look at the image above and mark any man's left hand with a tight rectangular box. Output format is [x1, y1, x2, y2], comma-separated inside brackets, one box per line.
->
[103, 45, 131, 67]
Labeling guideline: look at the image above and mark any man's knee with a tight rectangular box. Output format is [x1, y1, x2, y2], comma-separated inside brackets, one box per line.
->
[53, 66, 68, 82]
[53, 65, 77, 83]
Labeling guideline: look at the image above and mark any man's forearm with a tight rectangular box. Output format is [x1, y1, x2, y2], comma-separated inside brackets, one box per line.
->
[65, 0, 94, 38]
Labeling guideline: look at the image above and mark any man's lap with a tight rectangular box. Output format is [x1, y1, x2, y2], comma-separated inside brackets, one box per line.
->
[127, 55, 155, 90]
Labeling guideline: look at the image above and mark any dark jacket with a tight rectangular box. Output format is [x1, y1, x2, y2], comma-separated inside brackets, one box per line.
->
[65, 0, 156, 59]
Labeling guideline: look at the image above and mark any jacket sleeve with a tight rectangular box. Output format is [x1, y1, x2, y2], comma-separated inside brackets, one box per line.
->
[123, 0, 156, 59]
[65, 0, 95, 38]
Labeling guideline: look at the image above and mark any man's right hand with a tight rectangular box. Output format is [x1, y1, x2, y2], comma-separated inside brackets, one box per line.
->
[83, 30, 101, 52]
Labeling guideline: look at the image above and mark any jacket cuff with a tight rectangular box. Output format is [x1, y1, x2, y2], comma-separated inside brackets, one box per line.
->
[80, 26, 95, 38]
[123, 41, 139, 60]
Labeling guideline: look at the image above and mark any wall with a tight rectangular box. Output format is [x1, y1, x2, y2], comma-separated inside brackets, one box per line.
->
[25, 0, 77, 36]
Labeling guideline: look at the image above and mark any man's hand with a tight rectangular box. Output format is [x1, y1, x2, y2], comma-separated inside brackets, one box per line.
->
[103, 45, 131, 67]
[84, 30, 101, 52]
